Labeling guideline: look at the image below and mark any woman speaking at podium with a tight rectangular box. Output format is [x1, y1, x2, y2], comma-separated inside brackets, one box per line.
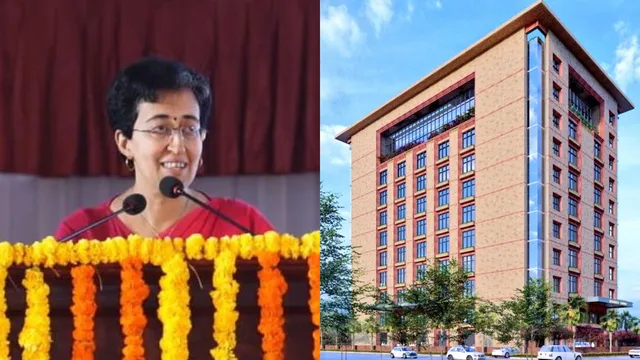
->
[54, 57, 274, 241]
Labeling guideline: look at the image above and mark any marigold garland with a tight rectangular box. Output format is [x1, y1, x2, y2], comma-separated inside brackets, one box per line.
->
[210, 249, 240, 360]
[18, 267, 51, 360]
[257, 252, 288, 360]
[158, 253, 191, 360]
[71, 265, 97, 360]
[120, 257, 149, 360]
[0, 266, 9, 359]
[308, 253, 320, 360]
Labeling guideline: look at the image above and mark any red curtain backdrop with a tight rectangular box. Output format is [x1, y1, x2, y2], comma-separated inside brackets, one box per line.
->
[0, 0, 319, 177]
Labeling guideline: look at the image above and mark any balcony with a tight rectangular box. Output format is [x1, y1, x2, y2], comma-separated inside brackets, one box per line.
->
[569, 81, 599, 134]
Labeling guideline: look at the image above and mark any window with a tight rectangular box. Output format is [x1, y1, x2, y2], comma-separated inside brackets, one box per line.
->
[438, 188, 449, 207]
[553, 249, 561, 265]
[594, 141, 601, 159]
[569, 120, 578, 139]
[595, 281, 602, 297]
[609, 245, 615, 259]
[568, 146, 578, 165]
[416, 219, 426, 236]
[438, 165, 449, 182]
[569, 249, 578, 268]
[553, 167, 561, 184]
[569, 197, 578, 217]
[462, 204, 475, 224]
[416, 242, 426, 258]
[464, 280, 475, 297]
[397, 161, 406, 177]
[553, 222, 561, 238]
[553, 84, 561, 101]
[397, 246, 406, 263]
[462, 129, 475, 148]
[594, 165, 601, 183]
[462, 179, 475, 198]
[395, 183, 407, 201]
[438, 141, 449, 159]
[594, 257, 602, 275]
[569, 275, 578, 293]
[416, 152, 426, 169]
[553, 194, 561, 211]
[610, 289, 615, 299]
[553, 277, 561, 293]
[609, 178, 615, 192]
[379, 190, 387, 206]
[379, 170, 388, 185]
[553, 55, 561, 73]
[609, 156, 614, 171]
[609, 222, 615, 237]
[553, 112, 560, 128]
[396, 225, 406, 241]
[609, 201, 614, 216]
[397, 268, 406, 284]
[397, 204, 406, 220]
[594, 235, 601, 252]
[594, 188, 601, 205]
[379, 231, 387, 246]
[568, 171, 578, 191]
[416, 174, 426, 191]
[462, 154, 475, 173]
[553, 139, 561, 156]
[379, 211, 387, 226]
[462, 230, 475, 248]
[438, 212, 449, 230]
[568, 223, 578, 243]
[609, 134, 615, 148]
[609, 267, 615, 281]
[379, 251, 387, 266]
[438, 236, 449, 254]
[439, 259, 449, 269]
[416, 197, 426, 214]
[462, 255, 475, 273]
[416, 264, 427, 280]
[610, 112, 616, 126]
[379, 271, 387, 286]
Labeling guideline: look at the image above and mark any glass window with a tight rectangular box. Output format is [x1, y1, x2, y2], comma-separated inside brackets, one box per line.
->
[594, 235, 601, 252]
[568, 146, 578, 165]
[553, 277, 561, 293]
[569, 197, 578, 217]
[416, 219, 426, 236]
[594, 165, 601, 183]
[416, 152, 426, 169]
[464, 280, 475, 297]
[397, 183, 406, 198]
[553, 194, 561, 211]
[416, 264, 427, 280]
[397, 225, 406, 241]
[462, 129, 475, 148]
[397, 161, 406, 177]
[438, 141, 449, 159]
[416, 197, 426, 214]
[594, 281, 602, 296]
[379, 251, 387, 266]
[553, 249, 561, 265]
[416, 242, 426, 258]
[438, 188, 449, 207]
[462, 179, 475, 198]
[568, 223, 578, 242]
[568, 171, 578, 191]
[462, 204, 475, 223]
[397, 246, 406, 263]
[594, 142, 601, 159]
[553, 167, 561, 183]
[438, 165, 449, 183]
[379, 211, 387, 226]
[594, 257, 602, 275]
[569, 249, 578, 267]
[569, 275, 578, 293]
[397, 204, 406, 220]
[594, 188, 602, 206]
[553, 113, 560, 128]
[397, 268, 405, 283]
[462, 255, 475, 273]
[462, 154, 475, 173]
[379, 190, 387, 206]
[379, 271, 387, 286]
[553, 140, 561, 156]
[569, 121, 577, 139]
[553, 222, 561, 238]
[462, 230, 475, 248]
[438, 212, 449, 230]
[379, 231, 387, 246]
[438, 236, 449, 254]
[379, 170, 387, 185]
[416, 174, 426, 191]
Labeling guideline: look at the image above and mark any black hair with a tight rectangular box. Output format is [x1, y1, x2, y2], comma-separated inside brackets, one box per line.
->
[106, 56, 212, 138]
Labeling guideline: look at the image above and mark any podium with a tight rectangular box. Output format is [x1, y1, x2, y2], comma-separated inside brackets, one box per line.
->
[0, 232, 319, 360]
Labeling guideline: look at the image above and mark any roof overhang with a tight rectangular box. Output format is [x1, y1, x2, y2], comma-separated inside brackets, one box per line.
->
[585, 296, 633, 309]
[335, 0, 634, 144]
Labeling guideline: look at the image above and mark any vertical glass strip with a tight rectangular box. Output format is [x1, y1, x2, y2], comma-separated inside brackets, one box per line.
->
[526, 28, 546, 282]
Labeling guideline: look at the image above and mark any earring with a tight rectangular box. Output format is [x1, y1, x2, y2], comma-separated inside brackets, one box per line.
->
[125, 158, 135, 171]
[199, 158, 203, 168]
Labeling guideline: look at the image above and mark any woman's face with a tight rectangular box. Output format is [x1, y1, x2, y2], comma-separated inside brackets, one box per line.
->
[115, 88, 206, 192]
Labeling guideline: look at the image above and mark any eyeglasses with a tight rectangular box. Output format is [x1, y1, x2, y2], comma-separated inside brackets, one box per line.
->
[133, 125, 205, 141]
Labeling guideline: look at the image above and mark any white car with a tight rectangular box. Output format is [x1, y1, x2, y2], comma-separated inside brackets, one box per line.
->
[574, 342, 591, 348]
[390, 346, 418, 359]
[446, 345, 486, 360]
[537, 345, 582, 360]
[492, 347, 520, 358]
[629, 347, 640, 358]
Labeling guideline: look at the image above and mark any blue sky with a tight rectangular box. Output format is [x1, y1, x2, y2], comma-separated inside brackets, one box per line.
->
[320, 0, 640, 316]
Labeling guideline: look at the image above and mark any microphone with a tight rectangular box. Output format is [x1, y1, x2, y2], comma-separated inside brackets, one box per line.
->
[159, 176, 253, 235]
[59, 193, 147, 242]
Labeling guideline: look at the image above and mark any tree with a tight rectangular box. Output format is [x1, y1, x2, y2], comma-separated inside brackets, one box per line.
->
[404, 259, 476, 359]
[320, 184, 376, 346]
[619, 311, 636, 330]
[363, 314, 381, 347]
[559, 295, 587, 351]
[601, 310, 619, 352]
[472, 301, 500, 353]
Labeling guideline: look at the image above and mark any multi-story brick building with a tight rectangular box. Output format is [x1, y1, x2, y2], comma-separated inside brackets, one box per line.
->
[335, 0, 634, 347]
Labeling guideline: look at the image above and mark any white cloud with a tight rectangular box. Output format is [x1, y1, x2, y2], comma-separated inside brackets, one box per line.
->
[366, 0, 394, 36]
[321, 5, 364, 57]
[611, 20, 640, 91]
[320, 124, 351, 166]
[401, 0, 414, 21]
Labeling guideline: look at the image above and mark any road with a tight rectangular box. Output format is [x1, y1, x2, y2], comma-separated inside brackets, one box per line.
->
[320, 352, 630, 360]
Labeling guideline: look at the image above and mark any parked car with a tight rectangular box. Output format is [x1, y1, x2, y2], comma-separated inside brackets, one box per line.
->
[492, 347, 521, 358]
[390, 346, 418, 359]
[446, 345, 486, 360]
[629, 347, 640, 358]
[537, 345, 582, 360]
[573, 342, 591, 348]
